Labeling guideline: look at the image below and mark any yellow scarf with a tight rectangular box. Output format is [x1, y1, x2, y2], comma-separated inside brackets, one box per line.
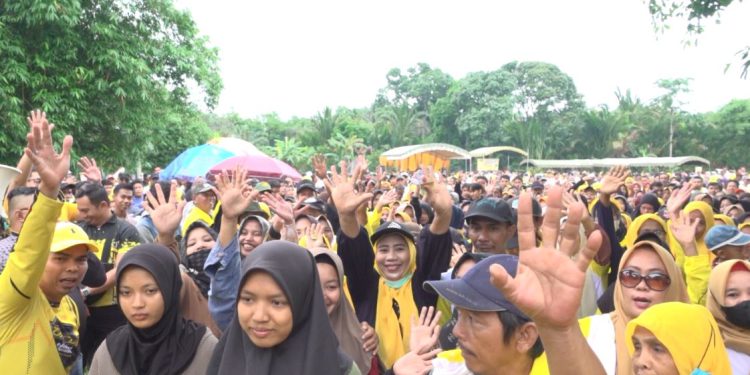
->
[373, 236, 419, 369]
[626, 302, 731, 375]
[620, 214, 667, 250]
[668, 201, 715, 269]
[713, 214, 735, 226]
[706, 260, 750, 354]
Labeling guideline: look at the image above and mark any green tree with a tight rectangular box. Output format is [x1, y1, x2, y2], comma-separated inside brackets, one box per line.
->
[0, 0, 221, 169]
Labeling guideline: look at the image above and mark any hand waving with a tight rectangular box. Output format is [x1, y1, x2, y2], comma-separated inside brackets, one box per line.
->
[667, 183, 692, 217]
[24, 110, 73, 198]
[489, 186, 602, 328]
[599, 166, 629, 196]
[261, 193, 295, 225]
[213, 166, 253, 220]
[144, 183, 186, 237]
[669, 212, 699, 247]
[312, 154, 328, 180]
[77, 156, 102, 183]
[409, 306, 442, 354]
[328, 161, 372, 215]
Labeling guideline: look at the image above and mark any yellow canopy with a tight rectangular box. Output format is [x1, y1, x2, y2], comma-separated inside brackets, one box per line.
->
[379, 143, 470, 171]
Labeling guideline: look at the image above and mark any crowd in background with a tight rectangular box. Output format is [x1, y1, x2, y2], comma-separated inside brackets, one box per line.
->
[1, 111, 750, 374]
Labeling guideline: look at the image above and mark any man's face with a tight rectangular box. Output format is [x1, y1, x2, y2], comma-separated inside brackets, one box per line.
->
[40, 246, 89, 302]
[467, 218, 515, 254]
[707, 184, 718, 196]
[194, 191, 216, 213]
[659, 174, 669, 183]
[26, 171, 41, 188]
[727, 182, 739, 195]
[114, 188, 133, 214]
[75, 196, 109, 226]
[133, 183, 144, 197]
[9, 194, 34, 228]
[453, 309, 518, 375]
[512, 179, 522, 189]
[499, 177, 509, 188]
[691, 178, 703, 190]
[715, 245, 750, 264]
[470, 189, 483, 201]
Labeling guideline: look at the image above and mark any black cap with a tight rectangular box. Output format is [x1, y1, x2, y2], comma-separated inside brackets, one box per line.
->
[297, 181, 316, 193]
[465, 198, 514, 223]
[301, 197, 326, 213]
[371, 221, 416, 244]
[531, 181, 544, 190]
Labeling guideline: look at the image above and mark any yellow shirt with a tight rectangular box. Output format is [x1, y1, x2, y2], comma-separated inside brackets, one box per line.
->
[0, 194, 81, 375]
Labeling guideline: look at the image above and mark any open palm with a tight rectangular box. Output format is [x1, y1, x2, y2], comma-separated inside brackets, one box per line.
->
[328, 161, 372, 215]
[24, 110, 72, 197]
[213, 166, 253, 219]
[490, 186, 602, 328]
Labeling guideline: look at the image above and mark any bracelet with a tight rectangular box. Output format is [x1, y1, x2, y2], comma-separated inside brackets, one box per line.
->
[81, 287, 91, 298]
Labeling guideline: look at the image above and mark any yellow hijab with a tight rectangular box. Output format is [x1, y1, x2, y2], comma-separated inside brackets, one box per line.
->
[626, 302, 731, 375]
[706, 259, 750, 354]
[713, 214, 735, 227]
[373, 234, 419, 368]
[620, 214, 667, 250]
[612, 241, 689, 375]
[668, 201, 716, 268]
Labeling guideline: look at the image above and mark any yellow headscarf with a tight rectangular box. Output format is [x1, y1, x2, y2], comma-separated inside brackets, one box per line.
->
[706, 259, 750, 354]
[626, 302, 731, 375]
[611, 241, 689, 375]
[668, 201, 716, 269]
[373, 234, 419, 368]
[713, 214, 735, 227]
[621, 214, 667, 250]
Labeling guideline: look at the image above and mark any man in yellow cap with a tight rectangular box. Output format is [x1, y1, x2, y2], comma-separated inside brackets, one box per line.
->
[0, 110, 98, 374]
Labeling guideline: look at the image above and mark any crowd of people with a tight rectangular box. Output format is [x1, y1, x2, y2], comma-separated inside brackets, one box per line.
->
[1, 110, 749, 374]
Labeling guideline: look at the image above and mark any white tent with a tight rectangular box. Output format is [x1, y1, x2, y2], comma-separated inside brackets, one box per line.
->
[520, 156, 710, 169]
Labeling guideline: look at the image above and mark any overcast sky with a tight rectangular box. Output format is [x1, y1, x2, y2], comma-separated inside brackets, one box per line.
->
[177, 0, 749, 119]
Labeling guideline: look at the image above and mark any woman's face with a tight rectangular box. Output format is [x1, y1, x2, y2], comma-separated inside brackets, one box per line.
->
[724, 270, 750, 307]
[237, 271, 293, 348]
[316, 262, 341, 316]
[639, 203, 655, 215]
[375, 234, 411, 281]
[295, 217, 313, 238]
[240, 220, 264, 257]
[728, 208, 742, 220]
[720, 199, 733, 210]
[186, 227, 215, 256]
[688, 210, 707, 238]
[630, 326, 679, 375]
[317, 220, 334, 244]
[637, 219, 666, 244]
[118, 267, 165, 329]
[620, 248, 670, 318]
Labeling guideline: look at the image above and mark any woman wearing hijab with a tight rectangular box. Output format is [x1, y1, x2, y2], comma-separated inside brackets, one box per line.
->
[668, 201, 716, 269]
[237, 214, 270, 258]
[634, 193, 662, 218]
[89, 244, 217, 375]
[207, 241, 359, 375]
[581, 240, 689, 374]
[621, 214, 668, 251]
[331, 163, 454, 368]
[626, 302, 731, 374]
[181, 221, 216, 298]
[706, 259, 750, 374]
[312, 248, 379, 374]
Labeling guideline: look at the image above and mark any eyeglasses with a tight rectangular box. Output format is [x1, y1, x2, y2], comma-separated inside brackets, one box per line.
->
[619, 269, 671, 291]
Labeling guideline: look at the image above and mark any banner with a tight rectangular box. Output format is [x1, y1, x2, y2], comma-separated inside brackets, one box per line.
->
[477, 158, 499, 172]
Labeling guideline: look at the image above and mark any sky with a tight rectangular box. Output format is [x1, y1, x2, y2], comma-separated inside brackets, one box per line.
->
[177, 0, 749, 120]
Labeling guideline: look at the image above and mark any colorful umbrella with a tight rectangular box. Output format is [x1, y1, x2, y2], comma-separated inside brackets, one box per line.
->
[160, 144, 237, 181]
[206, 137, 267, 156]
[209, 155, 302, 181]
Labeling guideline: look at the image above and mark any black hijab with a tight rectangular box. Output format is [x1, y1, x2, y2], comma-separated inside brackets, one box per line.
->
[107, 244, 207, 375]
[181, 221, 216, 298]
[635, 193, 662, 217]
[207, 241, 353, 375]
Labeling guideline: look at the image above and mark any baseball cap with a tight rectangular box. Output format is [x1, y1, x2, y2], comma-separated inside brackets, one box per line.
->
[255, 181, 272, 193]
[706, 225, 750, 251]
[301, 197, 326, 213]
[51, 222, 99, 253]
[531, 181, 544, 190]
[465, 198, 514, 224]
[510, 197, 543, 218]
[191, 181, 215, 195]
[242, 201, 271, 220]
[297, 181, 316, 193]
[423, 254, 527, 317]
[371, 221, 416, 244]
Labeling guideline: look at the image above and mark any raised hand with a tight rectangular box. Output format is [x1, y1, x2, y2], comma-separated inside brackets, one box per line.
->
[312, 154, 328, 180]
[450, 243, 467, 268]
[77, 156, 102, 183]
[328, 160, 373, 215]
[213, 166, 253, 220]
[392, 349, 441, 375]
[144, 183, 186, 237]
[669, 212, 699, 248]
[667, 183, 692, 217]
[599, 166, 630, 196]
[24, 110, 73, 198]
[260, 193, 294, 225]
[409, 306, 442, 354]
[360, 321, 379, 355]
[489, 186, 602, 329]
[421, 165, 451, 213]
[377, 189, 399, 208]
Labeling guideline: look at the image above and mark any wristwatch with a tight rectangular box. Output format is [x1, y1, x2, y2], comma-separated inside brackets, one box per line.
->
[81, 287, 91, 298]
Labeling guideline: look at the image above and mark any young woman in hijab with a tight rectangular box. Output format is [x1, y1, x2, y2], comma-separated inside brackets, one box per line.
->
[89, 244, 217, 375]
[207, 241, 360, 374]
[181, 221, 216, 298]
[331, 163, 454, 368]
[581, 239, 689, 374]
[706, 259, 750, 374]
[237, 214, 270, 258]
[633, 193, 662, 218]
[620, 214, 668, 251]
[312, 248, 380, 374]
[626, 302, 731, 375]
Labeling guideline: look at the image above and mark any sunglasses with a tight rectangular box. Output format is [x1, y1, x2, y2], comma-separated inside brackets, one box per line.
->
[619, 269, 671, 291]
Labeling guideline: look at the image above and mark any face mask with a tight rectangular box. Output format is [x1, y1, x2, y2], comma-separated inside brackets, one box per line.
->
[722, 300, 750, 329]
[186, 249, 210, 273]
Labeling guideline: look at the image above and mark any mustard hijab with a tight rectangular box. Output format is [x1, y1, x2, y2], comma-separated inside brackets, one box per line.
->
[373, 234, 418, 368]
[611, 241, 690, 375]
[706, 259, 750, 354]
[626, 302, 731, 375]
[621, 214, 667, 250]
[713, 214, 735, 227]
[668, 201, 716, 268]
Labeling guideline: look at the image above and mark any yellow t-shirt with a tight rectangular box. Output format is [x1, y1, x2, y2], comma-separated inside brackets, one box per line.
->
[0, 194, 81, 374]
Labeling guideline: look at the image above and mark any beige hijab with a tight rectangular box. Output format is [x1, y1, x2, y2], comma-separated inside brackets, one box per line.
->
[311, 248, 372, 373]
[706, 259, 750, 354]
[611, 240, 689, 375]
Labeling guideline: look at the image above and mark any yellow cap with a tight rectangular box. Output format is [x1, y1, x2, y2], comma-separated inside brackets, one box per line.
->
[592, 182, 603, 191]
[709, 176, 719, 183]
[51, 222, 99, 253]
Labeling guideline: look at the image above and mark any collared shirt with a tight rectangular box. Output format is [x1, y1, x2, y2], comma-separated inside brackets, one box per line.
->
[204, 237, 241, 331]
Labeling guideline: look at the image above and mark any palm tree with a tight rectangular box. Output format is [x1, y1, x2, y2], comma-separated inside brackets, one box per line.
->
[378, 104, 427, 146]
